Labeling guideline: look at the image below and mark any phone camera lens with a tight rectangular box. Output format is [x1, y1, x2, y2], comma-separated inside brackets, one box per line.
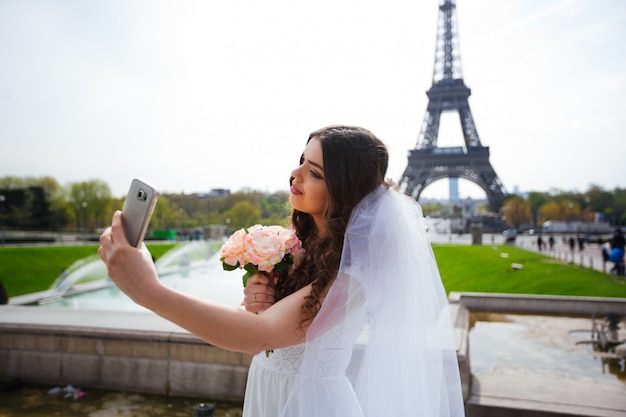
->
[137, 190, 147, 201]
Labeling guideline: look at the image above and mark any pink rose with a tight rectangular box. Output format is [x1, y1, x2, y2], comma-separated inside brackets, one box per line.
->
[219, 228, 247, 267]
[244, 227, 285, 272]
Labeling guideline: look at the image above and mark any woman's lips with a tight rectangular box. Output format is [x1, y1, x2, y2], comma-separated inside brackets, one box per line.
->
[290, 185, 302, 195]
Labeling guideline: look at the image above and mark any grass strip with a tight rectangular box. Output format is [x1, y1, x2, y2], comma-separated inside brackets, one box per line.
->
[1, 243, 624, 299]
[434, 244, 626, 298]
[0, 243, 176, 297]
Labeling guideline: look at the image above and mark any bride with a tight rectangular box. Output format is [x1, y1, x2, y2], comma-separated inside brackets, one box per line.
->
[98, 125, 465, 416]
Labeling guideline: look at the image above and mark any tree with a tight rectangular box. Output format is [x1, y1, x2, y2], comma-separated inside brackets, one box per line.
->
[526, 192, 550, 228]
[223, 201, 262, 231]
[67, 180, 113, 231]
[260, 192, 291, 225]
[613, 187, 626, 225]
[32, 176, 68, 229]
[151, 196, 176, 231]
[502, 196, 531, 229]
[538, 200, 581, 225]
[584, 185, 613, 216]
[0, 176, 68, 229]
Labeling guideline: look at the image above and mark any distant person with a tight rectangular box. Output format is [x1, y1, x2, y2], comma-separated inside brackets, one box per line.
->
[609, 228, 625, 275]
[548, 235, 555, 251]
[601, 239, 612, 263]
[612, 228, 625, 251]
[0, 280, 8, 305]
[568, 236, 576, 253]
[577, 235, 585, 252]
[537, 235, 544, 252]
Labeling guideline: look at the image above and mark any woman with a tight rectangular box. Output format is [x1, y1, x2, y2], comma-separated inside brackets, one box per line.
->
[98, 125, 465, 416]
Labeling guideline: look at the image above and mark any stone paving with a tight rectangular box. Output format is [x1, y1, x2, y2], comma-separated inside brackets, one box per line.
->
[0, 383, 243, 417]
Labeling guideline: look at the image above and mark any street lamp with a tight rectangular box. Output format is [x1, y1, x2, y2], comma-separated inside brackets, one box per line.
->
[179, 208, 184, 241]
[0, 194, 5, 245]
[81, 201, 87, 242]
[568, 202, 574, 234]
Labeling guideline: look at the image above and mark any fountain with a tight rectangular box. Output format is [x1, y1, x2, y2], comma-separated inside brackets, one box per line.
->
[457, 293, 626, 416]
[153, 241, 221, 275]
[572, 313, 626, 370]
[470, 312, 626, 383]
[36, 241, 237, 309]
[37, 255, 110, 304]
[593, 313, 624, 350]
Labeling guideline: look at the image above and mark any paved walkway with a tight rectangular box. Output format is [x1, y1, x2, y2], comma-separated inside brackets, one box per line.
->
[514, 234, 624, 276]
[422, 218, 623, 277]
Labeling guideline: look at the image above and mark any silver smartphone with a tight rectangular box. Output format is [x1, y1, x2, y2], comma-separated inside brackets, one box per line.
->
[121, 178, 159, 247]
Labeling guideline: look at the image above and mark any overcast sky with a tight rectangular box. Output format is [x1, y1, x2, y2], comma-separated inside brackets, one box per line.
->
[1, 0, 625, 199]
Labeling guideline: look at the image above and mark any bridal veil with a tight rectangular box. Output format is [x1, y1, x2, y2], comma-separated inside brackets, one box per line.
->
[283, 185, 465, 416]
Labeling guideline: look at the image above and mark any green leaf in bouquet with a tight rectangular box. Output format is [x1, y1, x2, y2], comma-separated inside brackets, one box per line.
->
[221, 258, 241, 272]
[242, 263, 260, 287]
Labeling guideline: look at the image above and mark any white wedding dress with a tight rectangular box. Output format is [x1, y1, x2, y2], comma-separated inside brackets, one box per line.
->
[242, 186, 465, 417]
[243, 340, 363, 416]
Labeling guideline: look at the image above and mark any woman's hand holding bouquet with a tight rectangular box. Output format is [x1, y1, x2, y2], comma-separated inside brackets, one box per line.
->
[220, 225, 305, 357]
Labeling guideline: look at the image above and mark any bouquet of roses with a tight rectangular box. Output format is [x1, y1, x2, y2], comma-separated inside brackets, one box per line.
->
[220, 224, 305, 287]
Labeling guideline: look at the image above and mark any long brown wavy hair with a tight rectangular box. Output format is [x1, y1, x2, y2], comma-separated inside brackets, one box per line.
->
[275, 125, 389, 328]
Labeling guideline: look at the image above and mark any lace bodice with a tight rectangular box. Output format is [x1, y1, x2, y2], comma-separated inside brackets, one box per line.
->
[254, 325, 354, 379]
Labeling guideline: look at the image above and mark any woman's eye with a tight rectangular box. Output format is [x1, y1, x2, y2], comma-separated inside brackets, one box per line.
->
[310, 170, 323, 179]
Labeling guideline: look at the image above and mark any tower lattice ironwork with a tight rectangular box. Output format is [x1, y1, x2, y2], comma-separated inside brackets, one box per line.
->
[399, 0, 506, 211]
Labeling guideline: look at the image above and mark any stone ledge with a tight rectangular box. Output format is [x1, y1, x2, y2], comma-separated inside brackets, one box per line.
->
[0, 307, 251, 400]
[450, 292, 626, 316]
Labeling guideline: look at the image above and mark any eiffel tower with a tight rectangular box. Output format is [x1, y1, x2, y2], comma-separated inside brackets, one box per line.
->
[399, 0, 506, 212]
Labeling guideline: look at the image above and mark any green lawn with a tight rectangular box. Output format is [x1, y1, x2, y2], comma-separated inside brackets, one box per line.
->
[433, 244, 626, 298]
[0, 243, 176, 298]
[1, 243, 625, 299]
